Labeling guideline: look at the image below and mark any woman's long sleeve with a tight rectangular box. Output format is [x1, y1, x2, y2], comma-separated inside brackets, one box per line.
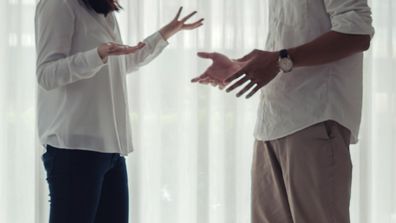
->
[124, 32, 169, 74]
[35, 0, 105, 91]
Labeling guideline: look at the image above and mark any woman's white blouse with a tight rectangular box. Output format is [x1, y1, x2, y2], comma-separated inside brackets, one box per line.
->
[35, 0, 168, 155]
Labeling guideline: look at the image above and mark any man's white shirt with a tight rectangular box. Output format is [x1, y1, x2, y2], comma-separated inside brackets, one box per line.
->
[254, 0, 374, 143]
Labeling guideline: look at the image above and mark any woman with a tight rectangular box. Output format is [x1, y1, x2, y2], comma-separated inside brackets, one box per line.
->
[35, 0, 203, 222]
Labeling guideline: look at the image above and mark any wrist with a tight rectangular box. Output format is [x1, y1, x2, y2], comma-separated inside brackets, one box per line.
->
[159, 25, 175, 41]
[97, 47, 108, 63]
[278, 49, 294, 73]
[159, 28, 168, 41]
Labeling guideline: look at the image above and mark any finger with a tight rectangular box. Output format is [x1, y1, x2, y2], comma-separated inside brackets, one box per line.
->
[125, 46, 144, 53]
[226, 76, 249, 93]
[125, 43, 145, 51]
[109, 50, 132, 55]
[191, 76, 200, 83]
[246, 84, 263, 99]
[108, 43, 129, 50]
[181, 11, 197, 23]
[106, 42, 118, 47]
[199, 76, 211, 85]
[197, 52, 214, 60]
[224, 69, 246, 84]
[209, 79, 218, 87]
[183, 19, 204, 30]
[219, 81, 228, 89]
[183, 23, 203, 30]
[184, 18, 204, 26]
[191, 77, 201, 83]
[199, 78, 210, 84]
[106, 42, 115, 47]
[108, 44, 117, 52]
[109, 47, 133, 54]
[191, 74, 207, 83]
[110, 46, 140, 55]
[175, 7, 183, 20]
[108, 47, 128, 54]
[119, 43, 146, 53]
[106, 42, 121, 51]
[236, 81, 256, 97]
[109, 42, 125, 48]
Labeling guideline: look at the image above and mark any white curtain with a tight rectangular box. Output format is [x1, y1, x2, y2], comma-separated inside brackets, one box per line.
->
[0, 0, 394, 223]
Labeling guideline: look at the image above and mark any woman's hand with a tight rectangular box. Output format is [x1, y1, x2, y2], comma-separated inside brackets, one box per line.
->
[159, 7, 204, 41]
[98, 42, 146, 62]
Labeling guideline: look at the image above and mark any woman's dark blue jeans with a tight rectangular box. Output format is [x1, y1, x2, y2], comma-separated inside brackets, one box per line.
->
[42, 145, 129, 223]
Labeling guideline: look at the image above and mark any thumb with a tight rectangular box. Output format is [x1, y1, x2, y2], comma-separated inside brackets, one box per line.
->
[197, 52, 214, 59]
[237, 50, 258, 62]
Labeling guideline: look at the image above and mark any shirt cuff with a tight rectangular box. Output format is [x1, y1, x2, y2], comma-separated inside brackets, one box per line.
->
[150, 31, 169, 49]
[85, 47, 106, 69]
[331, 10, 375, 39]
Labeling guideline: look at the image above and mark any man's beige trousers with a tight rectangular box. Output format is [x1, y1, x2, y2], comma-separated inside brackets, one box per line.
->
[252, 121, 352, 223]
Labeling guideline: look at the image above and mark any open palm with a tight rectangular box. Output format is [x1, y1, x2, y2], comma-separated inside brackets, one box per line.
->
[160, 7, 204, 40]
[191, 52, 246, 87]
[192, 50, 280, 98]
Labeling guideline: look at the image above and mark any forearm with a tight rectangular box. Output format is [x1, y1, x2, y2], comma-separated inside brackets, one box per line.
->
[288, 31, 371, 68]
[125, 32, 168, 73]
[159, 26, 174, 41]
[37, 48, 105, 91]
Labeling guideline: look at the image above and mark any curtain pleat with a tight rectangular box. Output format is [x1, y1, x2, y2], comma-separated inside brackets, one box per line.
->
[0, 1, 394, 223]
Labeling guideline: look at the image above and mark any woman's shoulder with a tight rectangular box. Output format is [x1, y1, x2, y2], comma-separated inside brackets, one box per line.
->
[36, 0, 84, 11]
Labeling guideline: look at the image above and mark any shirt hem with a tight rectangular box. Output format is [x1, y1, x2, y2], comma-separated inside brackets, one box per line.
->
[254, 119, 359, 144]
[40, 142, 133, 157]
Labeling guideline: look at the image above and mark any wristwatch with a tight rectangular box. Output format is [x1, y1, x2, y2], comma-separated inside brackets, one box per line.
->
[278, 49, 294, 73]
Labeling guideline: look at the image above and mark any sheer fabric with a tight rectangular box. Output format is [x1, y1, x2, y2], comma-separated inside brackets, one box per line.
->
[0, 0, 394, 223]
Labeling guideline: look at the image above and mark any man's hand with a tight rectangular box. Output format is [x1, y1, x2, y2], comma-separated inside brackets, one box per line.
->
[225, 50, 280, 98]
[159, 7, 204, 41]
[192, 50, 280, 98]
[191, 52, 245, 88]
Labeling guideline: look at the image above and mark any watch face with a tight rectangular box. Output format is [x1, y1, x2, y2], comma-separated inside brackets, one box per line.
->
[279, 58, 293, 72]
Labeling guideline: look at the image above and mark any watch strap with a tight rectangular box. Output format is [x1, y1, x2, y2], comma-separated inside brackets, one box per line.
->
[279, 49, 289, 59]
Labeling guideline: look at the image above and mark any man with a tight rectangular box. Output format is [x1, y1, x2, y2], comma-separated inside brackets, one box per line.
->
[192, 0, 374, 222]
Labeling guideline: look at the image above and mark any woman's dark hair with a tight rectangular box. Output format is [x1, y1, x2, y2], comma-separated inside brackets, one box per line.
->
[81, 0, 122, 16]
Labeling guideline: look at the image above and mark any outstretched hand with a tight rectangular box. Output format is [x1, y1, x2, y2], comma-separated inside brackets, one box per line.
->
[192, 50, 280, 98]
[224, 50, 279, 98]
[191, 52, 246, 88]
[160, 7, 204, 40]
[98, 42, 146, 62]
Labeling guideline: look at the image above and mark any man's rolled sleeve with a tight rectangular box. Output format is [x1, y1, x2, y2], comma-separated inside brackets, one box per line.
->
[325, 0, 375, 38]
